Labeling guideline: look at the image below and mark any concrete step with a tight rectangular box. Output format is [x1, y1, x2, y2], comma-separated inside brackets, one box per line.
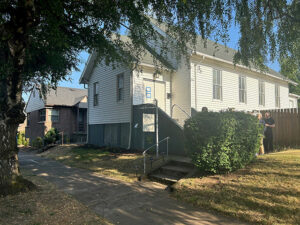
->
[148, 173, 180, 185]
[168, 159, 194, 169]
[161, 165, 192, 173]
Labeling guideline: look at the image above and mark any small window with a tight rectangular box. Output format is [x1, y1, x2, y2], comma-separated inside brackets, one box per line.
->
[93, 82, 99, 106]
[117, 73, 124, 102]
[39, 109, 46, 122]
[239, 75, 247, 103]
[49, 109, 59, 122]
[27, 113, 30, 126]
[259, 80, 265, 106]
[275, 84, 280, 108]
[213, 69, 222, 100]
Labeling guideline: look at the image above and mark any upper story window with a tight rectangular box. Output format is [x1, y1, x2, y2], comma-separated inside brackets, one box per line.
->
[93, 82, 99, 106]
[275, 84, 280, 108]
[239, 75, 247, 103]
[117, 73, 124, 102]
[49, 109, 59, 122]
[259, 80, 265, 106]
[213, 69, 222, 100]
[39, 109, 46, 122]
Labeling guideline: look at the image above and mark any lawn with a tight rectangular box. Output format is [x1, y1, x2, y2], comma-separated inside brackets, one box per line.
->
[40, 145, 146, 182]
[173, 149, 300, 225]
[0, 170, 111, 225]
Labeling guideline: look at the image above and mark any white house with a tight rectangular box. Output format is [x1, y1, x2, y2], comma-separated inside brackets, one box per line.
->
[79, 24, 297, 153]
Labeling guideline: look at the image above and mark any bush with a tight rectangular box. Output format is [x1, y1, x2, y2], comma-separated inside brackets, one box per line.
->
[44, 128, 60, 145]
[32, 137, 43, 149]
[184, 111, 263, 174]
[24, 138, 30, 147]
[17, 132, 28, 146]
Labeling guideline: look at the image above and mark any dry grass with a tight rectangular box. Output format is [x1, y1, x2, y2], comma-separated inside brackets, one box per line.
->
[174, 149, 300, 225]
[40, 145, 145, 182]
[0, 170, 111, 225]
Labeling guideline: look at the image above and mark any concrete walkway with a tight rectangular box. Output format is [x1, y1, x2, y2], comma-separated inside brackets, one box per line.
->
[19, 151, 247, 225]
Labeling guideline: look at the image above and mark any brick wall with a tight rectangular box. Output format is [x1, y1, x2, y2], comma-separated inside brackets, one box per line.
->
[25, 106, 87, 142]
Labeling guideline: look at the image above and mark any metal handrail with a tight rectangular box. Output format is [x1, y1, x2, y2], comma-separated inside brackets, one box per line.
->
[143, 137, 170, 174]
[171, 104, 191, 119]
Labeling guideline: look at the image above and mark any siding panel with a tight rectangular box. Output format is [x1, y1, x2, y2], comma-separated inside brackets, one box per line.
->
[25, 88, 45, 113]
[88, 61, 131, 124]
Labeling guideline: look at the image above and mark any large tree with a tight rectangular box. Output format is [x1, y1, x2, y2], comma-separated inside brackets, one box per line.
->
[1, 0, 300, 194]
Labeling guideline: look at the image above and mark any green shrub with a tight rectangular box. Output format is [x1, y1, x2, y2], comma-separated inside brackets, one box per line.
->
[32, 137, 43, 149]
[184, 111, 263, 174]
[24, 138, 29, 147]
[17, 132, 27, 146]
[44, 128, 60, 145]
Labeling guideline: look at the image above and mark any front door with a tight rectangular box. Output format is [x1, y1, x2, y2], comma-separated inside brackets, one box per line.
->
[143, 79, 166, 111]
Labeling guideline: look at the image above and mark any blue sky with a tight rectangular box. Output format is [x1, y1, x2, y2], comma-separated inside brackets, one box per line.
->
[22, 23, 280, 102]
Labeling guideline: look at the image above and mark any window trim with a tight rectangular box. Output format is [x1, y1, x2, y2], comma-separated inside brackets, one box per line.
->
[212, 69, 222, 100]
[93, 82, 99, 106]
[258, 80, 265, 106]
[117, 73, 124, 102]
[48, 108, 60, 122]
[239, 75, 247, 104]
[39, 109, 46, 122]
[275, 84, 280, 108]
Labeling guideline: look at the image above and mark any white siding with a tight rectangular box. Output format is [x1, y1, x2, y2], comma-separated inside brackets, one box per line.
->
[191, 58, 290, 112]
[172, 58, 191, 125]
[133, 67, 171, 115]
[25, 88, 45, 113]
[88, 61, 131, 124]
[289, 96, 298, 108]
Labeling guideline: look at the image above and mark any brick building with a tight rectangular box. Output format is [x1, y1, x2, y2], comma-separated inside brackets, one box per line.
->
[25, 87, 88, 143]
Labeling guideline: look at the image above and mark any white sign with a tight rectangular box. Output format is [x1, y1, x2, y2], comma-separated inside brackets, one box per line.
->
[143, 113, 155, 132]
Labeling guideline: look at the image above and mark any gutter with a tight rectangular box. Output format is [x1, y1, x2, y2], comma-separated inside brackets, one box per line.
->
[289, 93, 300, 99]
[194, 51, 298, 85]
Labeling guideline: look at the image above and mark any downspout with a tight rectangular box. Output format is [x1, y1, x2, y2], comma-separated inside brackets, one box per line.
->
[127, 70, 133, 150]
[194, 63, 197, 110]
[84, 83, 89, 144]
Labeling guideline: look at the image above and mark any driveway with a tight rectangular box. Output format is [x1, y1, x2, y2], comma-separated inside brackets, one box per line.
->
[19, 151, 247, 225]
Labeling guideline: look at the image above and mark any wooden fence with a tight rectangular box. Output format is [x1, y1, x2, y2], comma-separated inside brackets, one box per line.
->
[260, 108, 300, 148]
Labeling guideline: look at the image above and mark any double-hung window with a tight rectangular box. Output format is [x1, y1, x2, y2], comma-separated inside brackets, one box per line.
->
[275, 84, 280, 108]
[213, 69, 222, 100]
[39, 109, 46, 122]
[49, 109, 59, 122]
[239, 75, 247, 103]
[117, 73, 124, 102]
[259, 80, 265, 106]
[93, 82, 99, 106]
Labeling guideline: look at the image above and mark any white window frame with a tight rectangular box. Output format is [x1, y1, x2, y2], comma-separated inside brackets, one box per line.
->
[259, 80, 265, 106]
[239, 75, 247, 103]
[93, 82, 99, 106]
[48, 109, 59, 122]
[213, 69, 222, 100]
[117, 73, 124, 102]
[275, 84, 280, 108]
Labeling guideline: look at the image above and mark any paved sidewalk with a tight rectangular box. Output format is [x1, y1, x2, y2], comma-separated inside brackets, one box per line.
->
[19, 151, 247, 225]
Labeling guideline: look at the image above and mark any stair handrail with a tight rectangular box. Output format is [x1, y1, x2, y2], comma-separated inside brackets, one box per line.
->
[143, 137, 170, 174]
[171, 104, 191, 119]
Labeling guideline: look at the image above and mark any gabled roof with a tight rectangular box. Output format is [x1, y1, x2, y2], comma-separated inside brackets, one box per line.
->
[80, 19, 296, 85]
[44, 87, 87, 106]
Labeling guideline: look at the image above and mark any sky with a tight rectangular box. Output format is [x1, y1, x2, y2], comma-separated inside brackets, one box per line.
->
[22, 22, 280, 102]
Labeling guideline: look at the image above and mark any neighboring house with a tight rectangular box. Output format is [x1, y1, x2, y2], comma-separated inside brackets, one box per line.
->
[25, 87, 88, 143]
[79, 22, 298, 154]
[18, 115, 27, 133]
[289, 93, 300, 108]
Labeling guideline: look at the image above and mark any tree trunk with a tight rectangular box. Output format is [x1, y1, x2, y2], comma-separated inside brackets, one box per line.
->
[0, 122, 20, 185]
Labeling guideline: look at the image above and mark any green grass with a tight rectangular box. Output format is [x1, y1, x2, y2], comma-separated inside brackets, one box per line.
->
[173, 149, 300, 225]
[40, 145, 146, 182]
